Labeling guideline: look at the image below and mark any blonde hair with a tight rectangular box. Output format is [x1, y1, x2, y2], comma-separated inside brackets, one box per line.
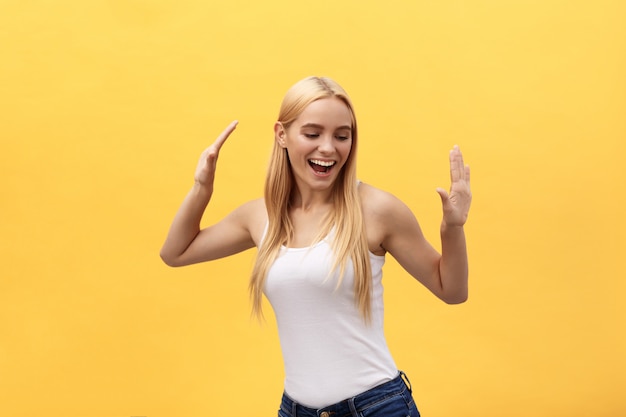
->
[249, 76, 373, 321]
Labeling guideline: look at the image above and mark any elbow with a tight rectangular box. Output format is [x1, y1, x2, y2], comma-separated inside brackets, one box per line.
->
[441, 290, 468, 305]
[160, 250, 183, 267]
[445, 295, 468, 305]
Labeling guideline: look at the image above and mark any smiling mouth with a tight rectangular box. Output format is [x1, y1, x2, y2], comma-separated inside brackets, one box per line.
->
[308, 159, 336, 174]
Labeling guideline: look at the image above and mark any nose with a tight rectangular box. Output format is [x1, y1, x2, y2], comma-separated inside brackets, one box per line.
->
[317, 134, 335, 154]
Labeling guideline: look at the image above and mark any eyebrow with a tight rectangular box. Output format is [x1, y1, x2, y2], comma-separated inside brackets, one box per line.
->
[301, 123, 352, 131]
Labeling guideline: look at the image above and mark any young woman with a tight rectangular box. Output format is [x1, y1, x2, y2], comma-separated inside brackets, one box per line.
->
[160, 76, 472, 417]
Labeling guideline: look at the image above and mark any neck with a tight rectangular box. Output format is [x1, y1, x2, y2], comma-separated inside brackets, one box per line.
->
[290, 186, 333, 212]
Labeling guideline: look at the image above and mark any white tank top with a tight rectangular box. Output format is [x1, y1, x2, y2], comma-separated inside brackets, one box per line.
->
[263, 228, 398, 408]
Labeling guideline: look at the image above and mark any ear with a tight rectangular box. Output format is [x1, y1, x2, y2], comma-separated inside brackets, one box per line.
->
[274, 122, 287, 148]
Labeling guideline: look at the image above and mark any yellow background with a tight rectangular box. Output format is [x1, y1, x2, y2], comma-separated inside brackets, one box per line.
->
[1, 0, 625, 416]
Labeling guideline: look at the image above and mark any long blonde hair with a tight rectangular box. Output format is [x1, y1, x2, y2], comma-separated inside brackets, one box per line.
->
[249, 76, 373, 321]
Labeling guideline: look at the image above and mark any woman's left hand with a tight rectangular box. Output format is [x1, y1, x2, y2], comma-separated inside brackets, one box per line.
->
[436, 145, 472, 227]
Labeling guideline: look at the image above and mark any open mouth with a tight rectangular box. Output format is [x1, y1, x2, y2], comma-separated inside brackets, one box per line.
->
[308, 159, 336, 174]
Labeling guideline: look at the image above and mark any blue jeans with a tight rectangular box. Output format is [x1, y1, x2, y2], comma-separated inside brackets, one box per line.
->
[278, 371, 420, 417]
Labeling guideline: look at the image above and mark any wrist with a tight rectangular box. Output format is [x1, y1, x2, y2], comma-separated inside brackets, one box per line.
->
[191, 181, 213, 199]
[441, 214, 468, 229]
[441, 220, 465, 234]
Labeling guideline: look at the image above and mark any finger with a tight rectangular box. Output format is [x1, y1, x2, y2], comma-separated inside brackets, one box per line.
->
[449, 146, 462, 183]
[450, 145, 467, 183]
[465, 164, 470, 185]
[212, 120, 239, 151]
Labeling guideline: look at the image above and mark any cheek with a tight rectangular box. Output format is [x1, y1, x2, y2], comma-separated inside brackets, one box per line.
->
[340, 141, 353, 159]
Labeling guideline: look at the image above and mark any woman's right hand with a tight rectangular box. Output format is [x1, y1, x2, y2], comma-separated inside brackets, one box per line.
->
[194, 120, 239, 188]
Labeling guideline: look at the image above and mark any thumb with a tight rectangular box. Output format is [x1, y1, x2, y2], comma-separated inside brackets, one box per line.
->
[436, 187, 449, 206]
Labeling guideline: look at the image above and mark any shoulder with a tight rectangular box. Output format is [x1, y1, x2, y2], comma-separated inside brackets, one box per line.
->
[235, 197, 266, 215]
[358, 182, 410, 220]
[230, 198, 267, 246]
[358, 182, 416, 253]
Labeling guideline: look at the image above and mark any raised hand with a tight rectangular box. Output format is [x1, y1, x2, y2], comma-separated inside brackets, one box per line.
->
[194, 120, 238, 188]
[436, 145, 472, 227]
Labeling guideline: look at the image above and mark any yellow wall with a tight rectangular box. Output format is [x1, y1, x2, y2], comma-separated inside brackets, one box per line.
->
[1, 1, 624, 416]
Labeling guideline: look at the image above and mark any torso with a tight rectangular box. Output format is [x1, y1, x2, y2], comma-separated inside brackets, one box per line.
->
[262, 223, 397, 407]
[253, 182, 399, 406]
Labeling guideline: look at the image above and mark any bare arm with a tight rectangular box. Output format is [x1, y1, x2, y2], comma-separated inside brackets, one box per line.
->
[435, 145, 471, 302]
[160, 121, 256, 267]
[378, 146, 472, 304]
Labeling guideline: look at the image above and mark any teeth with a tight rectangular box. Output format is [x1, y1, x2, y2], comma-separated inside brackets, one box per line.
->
[309, 159, 335, 167]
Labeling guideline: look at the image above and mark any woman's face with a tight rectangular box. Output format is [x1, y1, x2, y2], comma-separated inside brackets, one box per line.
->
[276, 97, 353, 193]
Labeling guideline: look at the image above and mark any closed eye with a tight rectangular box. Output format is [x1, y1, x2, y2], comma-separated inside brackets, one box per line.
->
[304, 133, 320, 139]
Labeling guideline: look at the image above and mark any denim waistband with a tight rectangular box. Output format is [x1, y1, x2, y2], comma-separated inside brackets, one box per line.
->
[280, 371, 413, 417]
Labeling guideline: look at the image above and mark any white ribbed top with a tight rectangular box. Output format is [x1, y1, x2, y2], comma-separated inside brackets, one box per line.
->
[263, 230, 397, 408]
